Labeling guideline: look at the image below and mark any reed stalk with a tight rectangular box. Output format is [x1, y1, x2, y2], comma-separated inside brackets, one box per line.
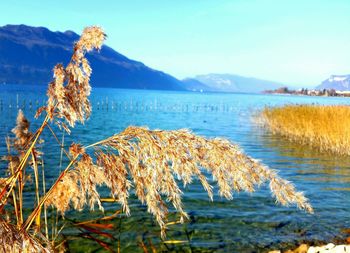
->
[31, 151, 41, 230]
[59, 132, 65, 168]
[41, 157, 49, 239]
[6, 137, 19, 226]
[46, 124, 70, 159]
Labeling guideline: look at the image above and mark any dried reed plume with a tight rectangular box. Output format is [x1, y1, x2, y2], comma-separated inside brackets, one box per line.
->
[0, 219, 51, 253]
[261, 104, 350, 155]
[7, 110, 41, 160]
[46, 152, 106, 213]
[46, 126, 313, 237]
[41, 26, 106, 131]
[3, 110, 34, 175]
[11, 110, 33, 152]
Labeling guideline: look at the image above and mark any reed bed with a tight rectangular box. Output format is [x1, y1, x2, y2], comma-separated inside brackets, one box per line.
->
[261, 104, 350, 155]
[0, 27, 313, 252]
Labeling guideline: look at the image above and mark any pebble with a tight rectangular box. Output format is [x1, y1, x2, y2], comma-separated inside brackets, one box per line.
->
[294, 244, 308, 253]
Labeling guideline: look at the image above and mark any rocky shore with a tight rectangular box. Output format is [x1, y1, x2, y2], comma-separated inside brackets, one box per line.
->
[269, 243, 350, 253]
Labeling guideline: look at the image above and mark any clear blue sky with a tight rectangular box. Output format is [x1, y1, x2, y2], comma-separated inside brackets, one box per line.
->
[1, 0, 350, 86]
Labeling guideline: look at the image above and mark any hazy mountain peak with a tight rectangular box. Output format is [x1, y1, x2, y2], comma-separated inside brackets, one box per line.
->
[316, 74, 350, 91]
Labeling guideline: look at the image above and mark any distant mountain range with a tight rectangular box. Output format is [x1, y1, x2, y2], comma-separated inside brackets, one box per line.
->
[0, 24, 286, 93]
[185, 74, 283, 93]
[0, 24, 183, 90]
[316, 75, 350, 91]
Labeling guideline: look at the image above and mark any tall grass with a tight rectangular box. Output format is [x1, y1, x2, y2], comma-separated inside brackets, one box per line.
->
[0, 27, 313, 252]
[261, 104, 350, 155]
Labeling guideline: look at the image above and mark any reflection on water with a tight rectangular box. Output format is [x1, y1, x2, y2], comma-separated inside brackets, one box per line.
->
[257, 126, 350, 165]
[0, 85, 350, 252]
[256, 127, 350, 186]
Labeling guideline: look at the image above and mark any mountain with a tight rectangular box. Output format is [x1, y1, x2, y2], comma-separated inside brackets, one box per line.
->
[316, 75, 350, 91]
[180, 78, 213, 92]
[191, 74, 283, 93]
[0, 24, 184, 90]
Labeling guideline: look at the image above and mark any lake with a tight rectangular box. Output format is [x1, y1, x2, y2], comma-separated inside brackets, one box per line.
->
[0, 85, 349, 252]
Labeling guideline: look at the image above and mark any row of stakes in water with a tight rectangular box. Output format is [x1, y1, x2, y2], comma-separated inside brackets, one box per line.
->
[93, 99, 235, 112]
[0, 98, 236, 113]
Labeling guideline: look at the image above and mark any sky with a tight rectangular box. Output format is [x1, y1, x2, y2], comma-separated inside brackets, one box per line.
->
[1, 0, 350, 87]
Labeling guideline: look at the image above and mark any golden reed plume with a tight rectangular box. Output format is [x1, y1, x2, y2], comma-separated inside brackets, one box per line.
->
[37, 26, 106, 131]
[11, 110, 33, 151]
[46, 126, 313, 237]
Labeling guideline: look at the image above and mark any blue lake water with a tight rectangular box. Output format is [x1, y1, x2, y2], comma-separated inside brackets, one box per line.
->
[0, 85, 349, 252]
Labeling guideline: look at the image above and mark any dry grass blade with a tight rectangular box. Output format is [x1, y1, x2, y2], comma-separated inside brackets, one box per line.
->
[81, 233, 115, 252]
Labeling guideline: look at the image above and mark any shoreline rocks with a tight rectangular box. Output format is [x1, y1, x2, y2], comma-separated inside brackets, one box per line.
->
[269, 243, 350, 253]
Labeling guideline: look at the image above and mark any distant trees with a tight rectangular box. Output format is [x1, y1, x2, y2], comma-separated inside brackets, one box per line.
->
[264, 87, 348, 97]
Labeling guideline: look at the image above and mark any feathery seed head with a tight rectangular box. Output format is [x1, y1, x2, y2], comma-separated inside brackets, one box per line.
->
[46, 126, 313, 237]
[11, 110, 32, 151]
[76, 26, 106, 52]
[41, 26, 106, 130]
